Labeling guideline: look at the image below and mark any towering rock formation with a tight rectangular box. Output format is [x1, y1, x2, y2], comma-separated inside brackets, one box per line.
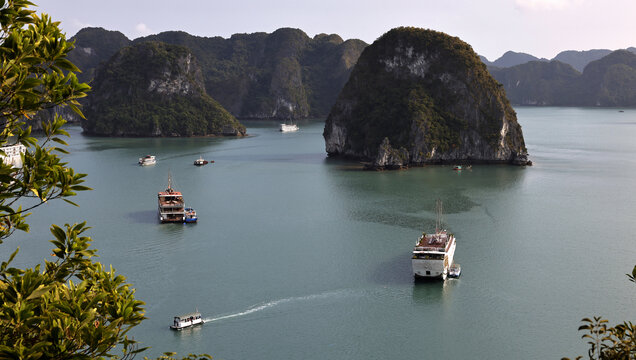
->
[82, 41, 245, 137]
[323, 27, 530, 169]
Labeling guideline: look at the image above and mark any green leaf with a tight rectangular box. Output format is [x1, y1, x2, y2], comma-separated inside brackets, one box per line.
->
[26, 285, 54, 300]
[50, 224, 66, 241]
[53, 58, 80, 72]
[62, 199, 79, 207]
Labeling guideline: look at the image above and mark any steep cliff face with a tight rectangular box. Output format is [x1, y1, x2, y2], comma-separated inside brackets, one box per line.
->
[323, 27, 530, 168]
[67, 27, 131, 83]
[82, 41, 245, 137]
[138, 28, 367, 119]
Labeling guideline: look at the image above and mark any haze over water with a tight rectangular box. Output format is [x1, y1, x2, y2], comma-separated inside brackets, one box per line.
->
[9, 107, 636, 359]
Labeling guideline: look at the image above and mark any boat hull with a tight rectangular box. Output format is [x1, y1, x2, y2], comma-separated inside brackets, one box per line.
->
[158, 211, 186, 223]
[170, 318, 204, 330]
[412, 239, 456, 280]
[279, 124, 299, 132]
[412, 259, 446, 280]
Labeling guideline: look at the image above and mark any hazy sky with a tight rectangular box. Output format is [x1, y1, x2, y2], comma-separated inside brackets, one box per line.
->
[36, 0, 636, 61]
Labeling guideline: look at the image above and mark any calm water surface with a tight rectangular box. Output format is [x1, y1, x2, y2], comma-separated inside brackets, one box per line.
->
[9, 107, 636, 359]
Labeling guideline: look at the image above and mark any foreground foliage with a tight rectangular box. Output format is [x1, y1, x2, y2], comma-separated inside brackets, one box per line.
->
[563, 266, 636, 360]
[0, 1, 206, 359]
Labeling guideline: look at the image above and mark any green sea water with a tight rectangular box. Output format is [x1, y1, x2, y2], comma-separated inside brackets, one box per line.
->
[7, 107, 636, 359]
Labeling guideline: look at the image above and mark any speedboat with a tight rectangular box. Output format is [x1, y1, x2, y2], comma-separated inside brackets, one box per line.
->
[448, 263, 461, 278]
[139, 155, 156, 166]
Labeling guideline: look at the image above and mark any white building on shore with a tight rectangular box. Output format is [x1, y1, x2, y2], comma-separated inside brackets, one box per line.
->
[1, 144, 26, 168]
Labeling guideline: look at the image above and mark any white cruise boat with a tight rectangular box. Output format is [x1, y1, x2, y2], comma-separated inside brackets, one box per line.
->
[139, 155, 156, 166]
[170, 311, 204, 330]
[279, 123, 299, 132]
[412, 200, 457, 280]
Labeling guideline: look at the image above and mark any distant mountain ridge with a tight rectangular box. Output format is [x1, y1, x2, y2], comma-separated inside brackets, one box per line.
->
[489, 50, 636, 106]
[68, 27, 367, 120]
[67, 26, 636, 117]
[481, 47, 636, 71]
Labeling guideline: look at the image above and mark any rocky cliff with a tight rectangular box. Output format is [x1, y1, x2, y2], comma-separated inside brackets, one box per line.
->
[82, 41, 245, 137]
[138, 28, 367, 119]
[67, 27, 131, 83]
[323, 27, 530, 169]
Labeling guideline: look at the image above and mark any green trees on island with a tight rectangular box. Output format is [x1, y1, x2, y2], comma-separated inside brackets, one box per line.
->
[0, 1, 207, 358]
[0, 1, 633, 359]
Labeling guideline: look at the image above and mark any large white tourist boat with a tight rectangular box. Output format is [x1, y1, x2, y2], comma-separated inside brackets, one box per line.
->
[412, 200, 457, 280]
[139, 155, 156, 166]
[158, 175, 186, 223]
[170, 311, 204, 330]
[279, 123, 299, 132]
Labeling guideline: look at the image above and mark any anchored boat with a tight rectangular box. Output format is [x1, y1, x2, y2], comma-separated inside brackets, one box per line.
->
[279, 120, 299, 132]
[158, 175, 186, 223]
[185, 207, 198, 223]
[412, 200, 457, 280]
[170, 311, 204, 330]
[448, 263, 461, 278]
[194, 156, 208, 166]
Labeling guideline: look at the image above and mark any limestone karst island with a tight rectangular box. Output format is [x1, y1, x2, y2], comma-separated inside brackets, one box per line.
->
[323, 27, 531, 169]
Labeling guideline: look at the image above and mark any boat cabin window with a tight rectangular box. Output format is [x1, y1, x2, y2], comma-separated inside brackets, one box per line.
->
[416, 253, 444, 260]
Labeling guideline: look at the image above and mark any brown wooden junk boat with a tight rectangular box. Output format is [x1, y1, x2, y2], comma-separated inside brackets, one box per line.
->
[158, 175, 186, 223]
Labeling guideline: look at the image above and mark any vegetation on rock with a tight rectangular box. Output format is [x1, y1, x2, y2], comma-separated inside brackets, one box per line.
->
[66, 27, 131, 83]
[66, 27, 367, 120]
[490, 50, 636, 107]
[82, 41, 246, 137]
[324, 27, 528, 168]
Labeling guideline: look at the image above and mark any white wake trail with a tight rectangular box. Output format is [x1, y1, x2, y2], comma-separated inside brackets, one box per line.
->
[203, 289, 354, 323]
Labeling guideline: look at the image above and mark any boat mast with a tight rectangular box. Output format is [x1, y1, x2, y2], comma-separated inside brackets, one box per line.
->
[435, 199, 443, 233]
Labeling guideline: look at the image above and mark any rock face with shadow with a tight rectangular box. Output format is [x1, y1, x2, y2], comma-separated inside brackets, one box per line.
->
[82, 41, 246, 137]
[323, 27, 531, 169]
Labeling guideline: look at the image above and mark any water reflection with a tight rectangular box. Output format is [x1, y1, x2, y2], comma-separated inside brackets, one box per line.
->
[411, 277, 459, 305]
[324, 163, 526, 231]
[370, 253, 415, 285]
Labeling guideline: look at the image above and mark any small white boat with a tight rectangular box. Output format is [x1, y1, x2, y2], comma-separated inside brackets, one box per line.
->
[279, 123, 299, 132]
[170, 311, 204, 330]
[139, 155, 156, 166]
[448, 263, 461, 278]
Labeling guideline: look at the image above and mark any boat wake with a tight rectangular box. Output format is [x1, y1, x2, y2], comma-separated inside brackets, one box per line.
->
[203, 289, 354, 323]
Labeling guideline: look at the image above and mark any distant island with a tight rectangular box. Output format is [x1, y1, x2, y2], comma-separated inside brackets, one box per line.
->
[39, 27, 636, 137]
[82, 41, 246, 137]
[69, 27, 367, 122]
[489, 50, 636, 106]
[323, 27, 530, 169]
[481, 48, 636, 107]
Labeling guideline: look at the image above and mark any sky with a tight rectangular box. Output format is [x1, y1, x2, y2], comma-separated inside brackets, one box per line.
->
[35, 0, 636, 61]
